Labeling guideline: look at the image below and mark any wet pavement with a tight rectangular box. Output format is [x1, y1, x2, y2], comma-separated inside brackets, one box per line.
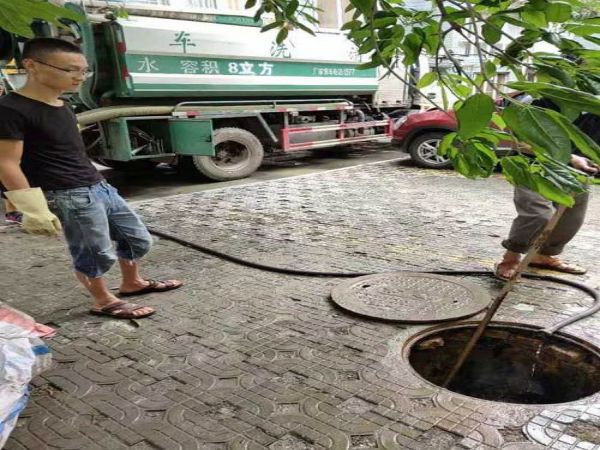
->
[2, 148, 600, 449]
[100, 145, 407, 201]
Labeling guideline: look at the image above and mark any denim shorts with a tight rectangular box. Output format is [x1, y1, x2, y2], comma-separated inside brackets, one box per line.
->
[45, 181, 152, 278]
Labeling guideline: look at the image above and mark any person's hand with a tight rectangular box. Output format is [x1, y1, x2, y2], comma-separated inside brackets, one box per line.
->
[4, 188, 62, 236]
[571, 154, 600, 175]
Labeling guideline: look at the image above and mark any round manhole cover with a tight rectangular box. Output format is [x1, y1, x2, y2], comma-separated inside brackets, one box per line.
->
[330, 272, 490, 323]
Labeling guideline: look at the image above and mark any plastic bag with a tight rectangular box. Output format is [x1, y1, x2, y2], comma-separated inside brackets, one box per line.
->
[0, 304, 53, 448]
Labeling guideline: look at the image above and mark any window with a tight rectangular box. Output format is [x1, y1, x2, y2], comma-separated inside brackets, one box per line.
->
[309, 0, 350, 31]
[342, 0, 353, 24]
[184, 0, 218, 7]
[109, 0, 244, 11]
[459, 41, 472, 56]
[315, 0, 341, 29]
[497, 72, 508, 91]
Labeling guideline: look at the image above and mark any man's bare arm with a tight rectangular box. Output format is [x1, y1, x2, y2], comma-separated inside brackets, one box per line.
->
[0, 139, 30, 190]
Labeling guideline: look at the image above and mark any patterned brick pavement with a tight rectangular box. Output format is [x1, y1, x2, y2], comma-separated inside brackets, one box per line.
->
[2, 159, 600, 449]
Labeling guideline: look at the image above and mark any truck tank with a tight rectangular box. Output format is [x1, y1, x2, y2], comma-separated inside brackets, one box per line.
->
[94, 13, 379, 99]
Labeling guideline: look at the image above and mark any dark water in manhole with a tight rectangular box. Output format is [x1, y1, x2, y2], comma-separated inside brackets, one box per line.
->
[408, 324, 600, 404]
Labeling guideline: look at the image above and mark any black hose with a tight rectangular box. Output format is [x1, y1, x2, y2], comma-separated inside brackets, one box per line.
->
[148, 226, 600, 334]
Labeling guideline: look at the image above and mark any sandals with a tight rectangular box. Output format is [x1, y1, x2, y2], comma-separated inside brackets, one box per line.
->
[90, 300, 155, 319]
[529, 260, 587, 275]
[118, 279, 183, 297]
[494, 258, 587, 281]
[493, 262, 520, 282]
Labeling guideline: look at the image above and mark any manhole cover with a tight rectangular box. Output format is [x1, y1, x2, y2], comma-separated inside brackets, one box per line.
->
[330, 272, 490, 323]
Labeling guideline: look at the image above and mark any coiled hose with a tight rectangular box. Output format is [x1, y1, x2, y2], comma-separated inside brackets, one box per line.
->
[147, 226, 599, 335]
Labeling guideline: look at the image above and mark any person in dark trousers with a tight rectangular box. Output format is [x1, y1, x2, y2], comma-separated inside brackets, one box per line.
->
[495, 101, 600, 280]
[0, 38, 183, 319]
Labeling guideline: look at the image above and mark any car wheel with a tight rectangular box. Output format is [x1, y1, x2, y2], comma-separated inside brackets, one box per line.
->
[408, 131, 453, 169]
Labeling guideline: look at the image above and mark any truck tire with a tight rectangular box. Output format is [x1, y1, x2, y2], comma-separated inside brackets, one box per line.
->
[191, 127, 264, 181]
[408, 131, 453, 169]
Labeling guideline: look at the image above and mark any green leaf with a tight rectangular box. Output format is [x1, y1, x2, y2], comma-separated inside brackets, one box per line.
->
[474, 73, 486, 88]
[417, 72, 438, 88]
[441, 85, 449, 111]
[534, 63, 575, 88]
[539, 158, 586, 194]
[501, 156, 537, 190]
[253, 7, 264, 22]
[114, 7, 129, 19]
[0, 0, 84, 37]
[483, 61, 497, 79]
[422, 24, 440, 54]
[358, 37, 375, 54]
[456, 94, 496, 139]
[450, 141, 498, 179]
[502, 103, 572, 163]
[349, 27, 371, 40]
[533, 174, 575, 206]
[295, 22, 316, 36]
[245, 0, 257, 7]
[438, 132, 457, 157]
[356, 59, 380, 70]
[521, 10, 547, 27]
[545, 1, 572, 22]
[546, 110, 600, 164]
[501, 153, 579, 207]
[491, 113, 506, 130]
[482, 23, 502, 44]
[529, 0, 548, 11]
[16, 0, 83, 22]
[400, 32, 422, 66]
[564, 24, 600, 36]
[276, 27, 289, 44]
[341, 20, 361, 31]
[455, 84, 473, 98]
[285, 0, 299, 16]
[261, 21, 280, 32]
[373, 17, 397, 28]
[350, 0, 374, 15]
[507, 81, 600, 115]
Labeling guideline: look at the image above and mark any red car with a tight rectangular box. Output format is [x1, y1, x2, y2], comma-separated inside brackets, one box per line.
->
[393, 94, 531, 168]
[392, 109, 458, 168]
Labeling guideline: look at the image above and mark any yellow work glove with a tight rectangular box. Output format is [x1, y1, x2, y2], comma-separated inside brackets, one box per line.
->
[5, 188, 62, 236]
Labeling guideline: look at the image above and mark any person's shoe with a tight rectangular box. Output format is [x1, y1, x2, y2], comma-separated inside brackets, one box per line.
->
[5, 211, 23, 224]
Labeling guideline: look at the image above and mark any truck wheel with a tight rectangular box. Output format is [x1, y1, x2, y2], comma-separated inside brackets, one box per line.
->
[191, 127, 264, 181]
[94, 158, 158, 172]
[408, 131, 453, 169]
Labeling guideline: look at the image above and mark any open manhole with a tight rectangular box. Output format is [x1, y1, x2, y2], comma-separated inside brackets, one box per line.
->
[407, 323, 600, 404]
[330, 272, 490, 323]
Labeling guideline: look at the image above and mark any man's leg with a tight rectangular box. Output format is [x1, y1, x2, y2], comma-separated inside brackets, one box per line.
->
[118, 258, 147, 292]
[496, 187, 588, 279]
[79, 274, 155, 317]
[49, 186, 155, 317]
[118, 258, 182, 295]
[539, 191, 589, 256]
[103, 183, 182, 294]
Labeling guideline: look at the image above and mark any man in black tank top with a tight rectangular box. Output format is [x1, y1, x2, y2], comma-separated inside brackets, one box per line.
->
[0, 38, 182, 320]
